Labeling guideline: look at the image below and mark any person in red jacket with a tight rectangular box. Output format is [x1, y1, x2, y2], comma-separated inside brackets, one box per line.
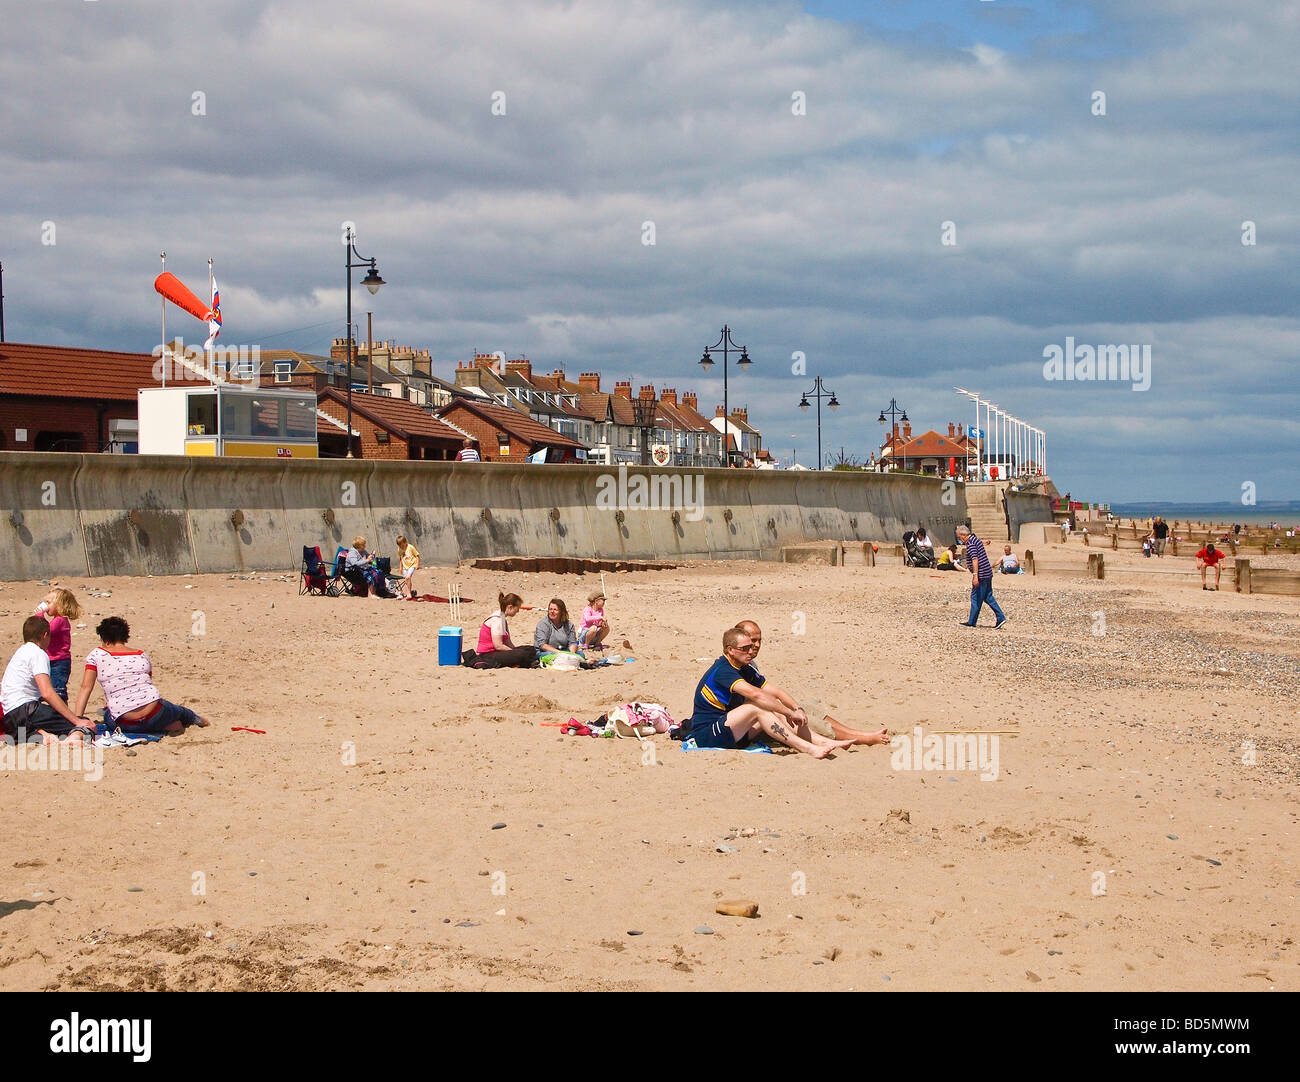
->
[1196, 542, 1227, 590]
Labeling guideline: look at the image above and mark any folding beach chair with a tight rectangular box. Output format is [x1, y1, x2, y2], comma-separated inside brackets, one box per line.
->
[327, 546, 367, 597]
[300, 545, 330, 596]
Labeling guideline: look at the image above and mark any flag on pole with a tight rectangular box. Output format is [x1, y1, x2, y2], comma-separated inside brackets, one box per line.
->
[203, 277, 222, 351]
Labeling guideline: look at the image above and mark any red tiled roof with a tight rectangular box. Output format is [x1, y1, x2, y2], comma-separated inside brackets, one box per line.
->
[438, 399, 587, 449]
[318, 388, 463, 443]
[0, 341, 163, 401]
[672, 400, 717, 433]
[898, 430, 969, 458]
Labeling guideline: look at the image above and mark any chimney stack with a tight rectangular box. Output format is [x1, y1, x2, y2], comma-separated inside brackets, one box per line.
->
[903, 421, 912, 439]
[638, 385, 655, 400]
[957, 423, 963, 439]
[505, 359, 533, 382]
[551, 368, 566, 383]
[660, 388, 678, 405]
[731, 407, 748, 423]
[579, 372, 601, 392]
[614, 381, 632, 399]
[715, 405, 725, 417]
[948, 422, 955, 438]
[682, 392, 698, 411]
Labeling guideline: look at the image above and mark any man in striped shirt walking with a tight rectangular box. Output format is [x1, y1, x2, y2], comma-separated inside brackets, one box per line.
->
[955, 525, 1008, 629]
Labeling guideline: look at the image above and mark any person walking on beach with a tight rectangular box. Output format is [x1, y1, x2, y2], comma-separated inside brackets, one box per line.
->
[956, 525, 1007, 629]
[1153, 517, 1169, 557]
[1196, 542, 1227, 590]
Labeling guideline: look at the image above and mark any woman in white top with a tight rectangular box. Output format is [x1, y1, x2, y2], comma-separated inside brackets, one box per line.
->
[74, 617, 211, 734]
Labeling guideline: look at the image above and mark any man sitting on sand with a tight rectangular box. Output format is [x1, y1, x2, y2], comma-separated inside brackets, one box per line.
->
[686, 627, 854, 758]
[998, 545, 1021, 573]
[1196, 542, 1228, 590]
[1, 616, 97, 743]
[734, 620, 889, 747]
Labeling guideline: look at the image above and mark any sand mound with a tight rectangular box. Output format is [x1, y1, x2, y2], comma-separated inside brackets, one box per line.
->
[495, 694, 560, 713]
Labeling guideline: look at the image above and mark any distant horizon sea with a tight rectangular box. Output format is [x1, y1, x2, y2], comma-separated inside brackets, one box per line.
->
[1106, 502, 1300, 527]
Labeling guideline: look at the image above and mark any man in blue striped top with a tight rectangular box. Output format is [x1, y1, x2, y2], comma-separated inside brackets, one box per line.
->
[956, 525, 1008, 629]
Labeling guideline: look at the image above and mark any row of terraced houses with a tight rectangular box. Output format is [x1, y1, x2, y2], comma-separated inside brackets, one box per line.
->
[0, 339, 768, 467]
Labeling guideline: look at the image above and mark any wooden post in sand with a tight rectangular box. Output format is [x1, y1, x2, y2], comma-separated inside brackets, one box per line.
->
[1024, 550, 1035, 575]
[1236, 559, 1251, 594]
[1111, 531, 1118, 551]
[1088, 552, 1105, 580]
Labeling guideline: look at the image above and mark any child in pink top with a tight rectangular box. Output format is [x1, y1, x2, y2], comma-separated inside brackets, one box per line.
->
[578, 590, 610, 649]
[35, 588, 82, 701]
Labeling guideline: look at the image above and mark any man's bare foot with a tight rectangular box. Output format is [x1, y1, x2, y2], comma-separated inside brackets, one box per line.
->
[826, 716, 891, 746]
[809, 738, 856, 759]
[195, 716, 210, 728]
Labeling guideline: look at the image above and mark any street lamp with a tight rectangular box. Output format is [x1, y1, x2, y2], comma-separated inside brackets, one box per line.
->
[797, 375, 840, 470]
[344, 226, 385, 457]
[698, 325, 751, 465]
[877, 397, 907, 472]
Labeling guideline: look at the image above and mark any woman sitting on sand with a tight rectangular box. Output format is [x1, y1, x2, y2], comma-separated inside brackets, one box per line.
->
[74, 617, 210, 734]
[471, 593, 538, 669]
[534, 598, 580, 654]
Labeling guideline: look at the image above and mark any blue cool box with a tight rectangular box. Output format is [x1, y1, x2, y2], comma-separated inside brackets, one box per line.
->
[438, 626, 463, 666]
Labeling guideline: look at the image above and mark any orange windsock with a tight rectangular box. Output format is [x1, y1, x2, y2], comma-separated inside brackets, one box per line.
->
[154, 272, 213, 323]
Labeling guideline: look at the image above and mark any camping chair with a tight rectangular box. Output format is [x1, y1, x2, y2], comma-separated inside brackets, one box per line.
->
[327, 546, 367, 597]
[299, 545, 329, 596]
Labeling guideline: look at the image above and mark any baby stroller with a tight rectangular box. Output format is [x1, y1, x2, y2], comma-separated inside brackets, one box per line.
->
[903, 531, 937, 568]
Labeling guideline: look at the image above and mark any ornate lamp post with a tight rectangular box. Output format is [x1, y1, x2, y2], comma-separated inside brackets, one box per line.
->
[797, 376, 840, 470]
[877, 398, 908, 472]
[344, 227, 385, 457]
[631, 393, 657, 467]
[698, 325, 750, 465]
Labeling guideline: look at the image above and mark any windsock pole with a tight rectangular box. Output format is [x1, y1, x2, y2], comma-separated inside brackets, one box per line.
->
[160, 252, 167, 387]
[207, 258, 216, 382]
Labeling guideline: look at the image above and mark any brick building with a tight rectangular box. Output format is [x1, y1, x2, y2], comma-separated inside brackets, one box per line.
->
[317, 387, 466, 460]
[0, 341, 163, 452]
[435, 398, 587, 463]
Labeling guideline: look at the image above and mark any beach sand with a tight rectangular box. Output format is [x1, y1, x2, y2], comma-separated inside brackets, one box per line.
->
[1, 554, 1297, 991]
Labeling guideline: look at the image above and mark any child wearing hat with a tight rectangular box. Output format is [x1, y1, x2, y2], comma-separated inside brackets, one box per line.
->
[578, 590, 610, 649]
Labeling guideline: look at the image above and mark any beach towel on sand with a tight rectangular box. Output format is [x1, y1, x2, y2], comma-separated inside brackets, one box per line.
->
[680, 736, 772, 754]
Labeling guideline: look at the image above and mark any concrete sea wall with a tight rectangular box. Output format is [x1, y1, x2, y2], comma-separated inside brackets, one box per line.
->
[0, 453, 1000, 580]
[1006, 490, 1056, 542]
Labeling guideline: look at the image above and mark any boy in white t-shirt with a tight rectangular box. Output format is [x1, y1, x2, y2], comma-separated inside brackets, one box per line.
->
[1, 616, 96, 742]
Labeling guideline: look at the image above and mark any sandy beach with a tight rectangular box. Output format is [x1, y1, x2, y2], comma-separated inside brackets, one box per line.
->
[2, 552, 1297, 992]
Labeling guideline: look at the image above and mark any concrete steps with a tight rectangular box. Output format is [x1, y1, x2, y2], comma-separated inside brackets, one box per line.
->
[967, 511, 1009, 542]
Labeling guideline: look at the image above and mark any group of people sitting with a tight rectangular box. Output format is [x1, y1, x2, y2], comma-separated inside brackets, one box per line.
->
[464, 590, 613, 669]
[340, 536, 412, 599]
[912, 527, 1022, 574]
[2, 585, 209, 743]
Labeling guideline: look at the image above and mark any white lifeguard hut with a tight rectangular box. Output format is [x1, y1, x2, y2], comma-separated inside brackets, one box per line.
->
[137, 350, 318, 458]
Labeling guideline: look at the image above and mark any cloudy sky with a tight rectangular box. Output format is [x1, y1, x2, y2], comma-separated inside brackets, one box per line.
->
[3, 0, 1297, 501]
